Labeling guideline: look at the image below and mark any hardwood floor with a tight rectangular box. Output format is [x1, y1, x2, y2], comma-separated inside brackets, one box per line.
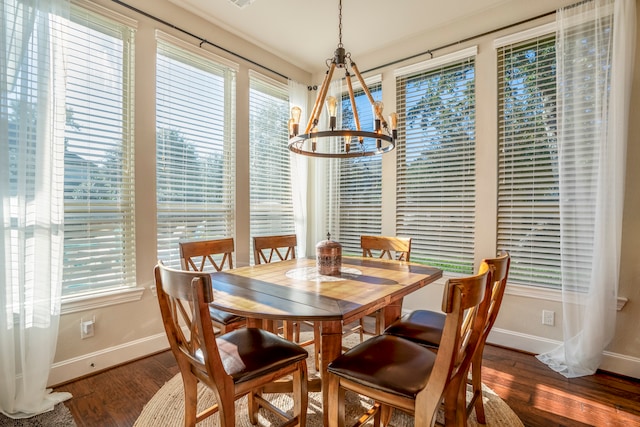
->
[54, 342, 640, 427]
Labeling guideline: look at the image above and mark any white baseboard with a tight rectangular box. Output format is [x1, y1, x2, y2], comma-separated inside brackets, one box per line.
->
[48, 325, 640, 387]
[488, 327, 640, 379]
[48, 332, 170, 387]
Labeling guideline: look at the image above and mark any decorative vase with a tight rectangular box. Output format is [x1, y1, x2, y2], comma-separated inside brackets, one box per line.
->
[316, 233, 342, 276]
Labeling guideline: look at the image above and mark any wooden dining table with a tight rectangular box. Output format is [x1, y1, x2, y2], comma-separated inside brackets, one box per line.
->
[208, 255, 443, 424]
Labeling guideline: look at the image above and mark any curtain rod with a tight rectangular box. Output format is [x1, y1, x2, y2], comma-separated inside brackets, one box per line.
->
[361, 9, 556, 75]
[111, 0, 556, 82]
[110, 0, 290, 80]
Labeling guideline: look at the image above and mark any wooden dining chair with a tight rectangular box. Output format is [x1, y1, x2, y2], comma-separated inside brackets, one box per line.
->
[253, 234, 297, 264]
[356, 235, 412, 338]
[253, 234, 321, 370]
[253, 234, 298, 342]
[154, 262, 308, 427]
[384, 251, 511, 424]
[179, 238, 246, 335]
[327, 262, 492, 427]
[252, 234, 321, 370]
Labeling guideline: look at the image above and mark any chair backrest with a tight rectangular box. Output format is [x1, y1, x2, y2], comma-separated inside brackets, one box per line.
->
[179, 238, 234, 272]
[154, 261, 230, 390]
[253, 234, 297, 265]
[480, 251, 511, 344]
[361, 235, 411, 262]
[418, 262, 492, 414]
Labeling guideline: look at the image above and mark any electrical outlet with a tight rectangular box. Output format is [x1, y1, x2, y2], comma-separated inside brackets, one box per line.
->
[80, 317, 95, 339]
[542, 310, 555, 326]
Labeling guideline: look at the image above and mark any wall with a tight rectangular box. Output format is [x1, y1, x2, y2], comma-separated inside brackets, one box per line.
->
[50, 0, 640, 386]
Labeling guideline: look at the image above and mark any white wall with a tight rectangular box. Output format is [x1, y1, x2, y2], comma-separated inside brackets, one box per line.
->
[50, 0, 640, 386]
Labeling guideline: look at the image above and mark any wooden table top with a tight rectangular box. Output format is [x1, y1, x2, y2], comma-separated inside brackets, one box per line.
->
[209, 256, 443, 325]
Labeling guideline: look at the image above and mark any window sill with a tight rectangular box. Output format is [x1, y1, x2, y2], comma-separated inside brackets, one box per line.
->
[61, 287, 145, 315]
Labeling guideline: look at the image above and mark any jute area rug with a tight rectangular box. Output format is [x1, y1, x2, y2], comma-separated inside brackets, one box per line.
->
[135, 335, 523, 427]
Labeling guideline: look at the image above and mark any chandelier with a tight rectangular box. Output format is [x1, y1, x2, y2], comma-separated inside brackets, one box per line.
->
[287, 0, 397, 158]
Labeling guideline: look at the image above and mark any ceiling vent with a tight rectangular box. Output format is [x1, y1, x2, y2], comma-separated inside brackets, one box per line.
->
[228, 0, 255, 8]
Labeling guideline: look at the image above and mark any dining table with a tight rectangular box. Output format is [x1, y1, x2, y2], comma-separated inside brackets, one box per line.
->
[208, 255, 443, 424]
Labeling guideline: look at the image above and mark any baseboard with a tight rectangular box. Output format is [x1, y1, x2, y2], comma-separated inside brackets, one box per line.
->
[48, 332, 170, 387]
[49, 325, 640, 387]
[488, 327, 640, 379]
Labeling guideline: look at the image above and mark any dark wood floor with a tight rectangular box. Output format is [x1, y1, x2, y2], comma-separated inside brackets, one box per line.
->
[54, 341, 640, 427]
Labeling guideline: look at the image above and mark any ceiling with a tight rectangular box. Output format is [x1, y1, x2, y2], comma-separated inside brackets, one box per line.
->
[167, 0, 517, 73]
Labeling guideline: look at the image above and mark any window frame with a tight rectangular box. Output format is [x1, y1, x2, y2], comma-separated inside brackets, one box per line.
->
[155, 31, 238, 270]
[60, 1, 139, 306]
[394, 47, 477, 275]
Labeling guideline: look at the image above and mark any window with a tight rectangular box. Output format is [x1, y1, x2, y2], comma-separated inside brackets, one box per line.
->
[156, 34, 237, 269]
[249, 71, 294, 262]
[496, 34, 559, 287]
[327, 79, 383, 255]
[395, 51, 476, 274]
[62, 5, 136, 296]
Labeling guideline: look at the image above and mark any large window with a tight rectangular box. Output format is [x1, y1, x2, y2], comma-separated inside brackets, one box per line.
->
[327, 80, 383, 255]
[156, 34, 237, 268]
[249, 71, 294, 262]
[395, 51, 476, 274]
[62, 5, 136, 295]
[497, 34, 559, 287]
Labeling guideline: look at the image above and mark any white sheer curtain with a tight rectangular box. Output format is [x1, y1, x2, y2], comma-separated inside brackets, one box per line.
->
[1, 0, 71, 417]
[288, 80, 309, 256]
[537, 0, 636, 378]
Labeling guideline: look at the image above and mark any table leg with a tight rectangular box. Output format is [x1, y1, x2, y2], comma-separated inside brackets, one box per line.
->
[321, 320, 342, 426]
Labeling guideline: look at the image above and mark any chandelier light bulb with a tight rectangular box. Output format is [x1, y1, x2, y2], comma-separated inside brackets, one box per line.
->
[290, 106, 302, 136]
[326, 96, 338, 130]
[388, 112, 398, 140]
[344, 135, 351, 153]
[388, 112, 398, 130]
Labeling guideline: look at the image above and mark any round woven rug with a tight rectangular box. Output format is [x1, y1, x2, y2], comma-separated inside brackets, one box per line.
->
[135, 373, 522, 427]
[135, 334, 523, 427]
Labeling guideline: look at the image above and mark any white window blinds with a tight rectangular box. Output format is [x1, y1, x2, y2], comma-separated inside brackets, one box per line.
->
[497, 34, 560, 288]
[327, 80, 382, 255]
[249, 71, 295, 261]
[395, 54, 476, 274]
[156, 35, 237, 269]
[62, 5, 136, 295]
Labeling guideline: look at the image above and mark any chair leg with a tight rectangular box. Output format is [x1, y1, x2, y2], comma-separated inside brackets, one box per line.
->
[292, 361, 308, 426]
[248, 389, 260, 424]
[327, 374, 346, 427]
[471, 354, 487, 424]
[180, 371, 198, 427]
[379, 404, 393, 426]
[375, 310, 383, 335]
[217, 392, 236, 427]
[313, 322, 321, 371]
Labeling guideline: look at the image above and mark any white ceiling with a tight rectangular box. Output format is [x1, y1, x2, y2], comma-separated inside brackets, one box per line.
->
[167, 0, 517, 73]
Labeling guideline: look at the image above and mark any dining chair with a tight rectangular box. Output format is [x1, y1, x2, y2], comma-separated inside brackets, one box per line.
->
[252, 234, 322, 370]
[327, 262, 492, 427]
[355, 235, 412, 338]
[154, 261, 308, 427]
[384, 251, 511, 424]
[179, 238, 246, 334]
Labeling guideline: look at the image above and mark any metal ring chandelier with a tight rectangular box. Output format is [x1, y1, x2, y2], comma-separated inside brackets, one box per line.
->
[288, 0, 397, 159]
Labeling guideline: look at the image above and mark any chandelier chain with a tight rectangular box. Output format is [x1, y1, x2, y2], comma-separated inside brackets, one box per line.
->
[338, 0, 343, 48]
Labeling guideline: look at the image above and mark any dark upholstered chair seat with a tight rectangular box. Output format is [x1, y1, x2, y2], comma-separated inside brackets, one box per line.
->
[209, 306, 245, 325]
[213, 328, 309, 383]
[327, 335, 436, 399]
[383, 309, 445, 348]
